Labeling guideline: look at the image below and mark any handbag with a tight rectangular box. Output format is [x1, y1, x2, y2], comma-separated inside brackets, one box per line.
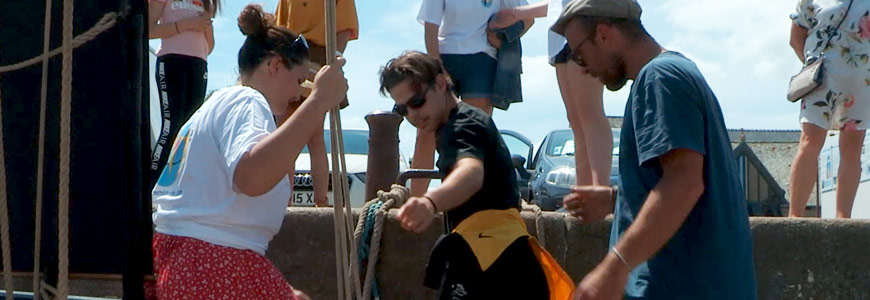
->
[787, 0, 853, 102]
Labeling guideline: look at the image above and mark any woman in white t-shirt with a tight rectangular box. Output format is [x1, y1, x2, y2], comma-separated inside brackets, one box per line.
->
[411, 0, 534, 197]
[150, 4, 347, 299]
[489, 0, 613, 188]
[147, 0, 219, 187]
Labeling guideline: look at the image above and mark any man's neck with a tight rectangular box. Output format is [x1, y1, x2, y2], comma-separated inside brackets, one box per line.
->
[624, 38, 665, 80]
[441, 93, 460, 123]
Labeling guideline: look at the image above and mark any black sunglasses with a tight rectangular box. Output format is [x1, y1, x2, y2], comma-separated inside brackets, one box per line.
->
[279, 34, 310, 63]
[392, 84, 432, 117]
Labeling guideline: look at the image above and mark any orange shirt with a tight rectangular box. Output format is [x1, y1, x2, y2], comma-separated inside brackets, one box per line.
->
[274, 0, 359, 47]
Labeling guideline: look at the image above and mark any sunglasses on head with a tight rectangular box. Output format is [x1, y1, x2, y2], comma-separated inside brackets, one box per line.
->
[279, 34, 310, 63]
[392, 84, 432, 117]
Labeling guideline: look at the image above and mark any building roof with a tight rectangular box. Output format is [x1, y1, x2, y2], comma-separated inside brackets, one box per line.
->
[607, 116, 815, 205]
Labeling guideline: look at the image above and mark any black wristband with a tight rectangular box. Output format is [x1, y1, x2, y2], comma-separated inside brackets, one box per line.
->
[423, 195, 438, 213]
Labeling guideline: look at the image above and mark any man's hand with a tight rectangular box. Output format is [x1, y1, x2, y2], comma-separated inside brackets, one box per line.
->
[486, 30, 503, 50]
[489, 8, 519, 29]
[563, 185, 613, 223]
[396, 196, 436, 233]
[573, 253, 630, 300]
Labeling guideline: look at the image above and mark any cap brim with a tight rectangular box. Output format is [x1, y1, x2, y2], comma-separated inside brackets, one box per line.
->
[550, 15, 572, 36]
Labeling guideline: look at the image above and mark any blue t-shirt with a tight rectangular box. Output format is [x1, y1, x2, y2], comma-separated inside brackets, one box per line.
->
[612, 51, 757, 300]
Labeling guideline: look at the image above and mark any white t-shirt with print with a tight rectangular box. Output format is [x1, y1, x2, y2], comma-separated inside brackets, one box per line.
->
[152, 85, 292, 255]
[418, 0, 528, 59]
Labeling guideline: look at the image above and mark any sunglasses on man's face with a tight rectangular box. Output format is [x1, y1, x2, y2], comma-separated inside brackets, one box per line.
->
[393, 84, 431, 117]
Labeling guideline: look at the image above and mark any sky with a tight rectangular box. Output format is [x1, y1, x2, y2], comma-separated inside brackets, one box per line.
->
[149, 0, 805, 158]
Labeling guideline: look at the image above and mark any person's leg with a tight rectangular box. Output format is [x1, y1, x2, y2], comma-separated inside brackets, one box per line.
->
[411, 129, 437, 197]
[151, 55, 190, 186]
[184, 58, 208, 120]
[788, 123, 827, 217]
[835, 129, 866, 218]
[462, 98, 494, 116]
[566, 61, 611, 186]
[458, 53, 496, 116]
[556, 63, 592, 185]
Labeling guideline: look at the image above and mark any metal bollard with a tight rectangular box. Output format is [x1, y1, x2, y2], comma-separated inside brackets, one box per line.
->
[364, 111, 403, 202]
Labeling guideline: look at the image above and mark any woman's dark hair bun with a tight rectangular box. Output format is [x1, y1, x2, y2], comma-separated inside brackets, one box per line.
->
[237, 4, 274, 39]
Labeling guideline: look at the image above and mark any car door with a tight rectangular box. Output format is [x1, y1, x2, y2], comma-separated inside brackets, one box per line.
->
[499, 130, 534, 201]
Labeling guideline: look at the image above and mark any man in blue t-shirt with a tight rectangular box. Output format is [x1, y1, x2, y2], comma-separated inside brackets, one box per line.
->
[551, 0, 758, 299]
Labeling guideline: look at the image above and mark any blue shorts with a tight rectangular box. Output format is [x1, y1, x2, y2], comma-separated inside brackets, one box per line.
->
[440, 53, 496, 100]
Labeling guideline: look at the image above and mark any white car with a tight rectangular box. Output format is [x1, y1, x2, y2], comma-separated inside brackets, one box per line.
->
[292, 129, 409, 208]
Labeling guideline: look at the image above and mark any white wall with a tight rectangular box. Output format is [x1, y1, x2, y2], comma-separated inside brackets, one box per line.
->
[819, 131, 870, 218]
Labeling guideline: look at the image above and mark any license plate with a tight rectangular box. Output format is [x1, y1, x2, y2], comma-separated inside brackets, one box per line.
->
[292, 191, 315, 206]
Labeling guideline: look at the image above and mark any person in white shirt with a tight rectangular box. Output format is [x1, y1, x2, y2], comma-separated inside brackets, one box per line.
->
[411, 0, 534, 197]
[150, 4, 346, 299]
[489, 0, 613, 189]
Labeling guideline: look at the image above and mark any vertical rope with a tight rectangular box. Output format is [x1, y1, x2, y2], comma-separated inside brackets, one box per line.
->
[334, 110, 361, 300]
[0, 65, 15, 300]
[57, 0, 75, 298]
[324, 0, 361, 298]
[328, 115, 348, 300]
[33, 0, 54, 297]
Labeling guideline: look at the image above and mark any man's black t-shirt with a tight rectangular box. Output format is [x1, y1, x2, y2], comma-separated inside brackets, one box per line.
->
[435, 102, 520, 228]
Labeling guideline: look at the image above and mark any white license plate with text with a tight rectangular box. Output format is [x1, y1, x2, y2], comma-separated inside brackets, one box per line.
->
[292, 191, 315, 206]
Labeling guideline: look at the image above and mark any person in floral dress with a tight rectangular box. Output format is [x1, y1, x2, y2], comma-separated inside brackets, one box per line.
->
[789, 0, 870, 218]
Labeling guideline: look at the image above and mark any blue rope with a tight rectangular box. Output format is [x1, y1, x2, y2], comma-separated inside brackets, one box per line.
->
[358, 201, 383, 299]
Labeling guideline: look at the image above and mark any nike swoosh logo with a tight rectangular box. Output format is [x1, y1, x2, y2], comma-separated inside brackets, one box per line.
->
[478, 233, 493, 238]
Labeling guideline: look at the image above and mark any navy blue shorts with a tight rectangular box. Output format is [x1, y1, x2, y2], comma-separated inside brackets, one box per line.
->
[440, 53, 497, 100]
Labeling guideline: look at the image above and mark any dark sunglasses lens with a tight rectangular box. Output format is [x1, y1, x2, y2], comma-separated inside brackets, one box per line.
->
[408, 95, 426, 109]
[296, 34, 309, 50]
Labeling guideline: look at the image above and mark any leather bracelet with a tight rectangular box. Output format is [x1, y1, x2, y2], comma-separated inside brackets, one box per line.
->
[422, 195, 438, 213]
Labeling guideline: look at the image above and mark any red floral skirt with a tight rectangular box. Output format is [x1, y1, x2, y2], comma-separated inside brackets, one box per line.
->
[149, 232, 298, 299]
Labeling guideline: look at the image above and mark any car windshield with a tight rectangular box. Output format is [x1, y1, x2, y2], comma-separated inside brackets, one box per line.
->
[547, 129, 621, 157]
[546, 130, 575, 156]
[301, 129, 368, 155]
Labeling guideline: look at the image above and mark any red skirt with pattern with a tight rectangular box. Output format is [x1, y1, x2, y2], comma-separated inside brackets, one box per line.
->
[150, 232, 299, 299]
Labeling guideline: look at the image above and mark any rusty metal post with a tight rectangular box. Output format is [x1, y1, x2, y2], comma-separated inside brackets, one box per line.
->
[365, 111, 403, 201]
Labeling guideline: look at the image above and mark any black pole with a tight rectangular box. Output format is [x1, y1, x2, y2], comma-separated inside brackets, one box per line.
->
[122, 0, 150, 297]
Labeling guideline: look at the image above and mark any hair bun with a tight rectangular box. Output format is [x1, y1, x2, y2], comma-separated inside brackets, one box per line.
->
[237, 4, 275, 39]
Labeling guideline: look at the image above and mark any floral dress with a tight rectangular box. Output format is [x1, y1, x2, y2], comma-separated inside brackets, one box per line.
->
[792, 0, 870, 131]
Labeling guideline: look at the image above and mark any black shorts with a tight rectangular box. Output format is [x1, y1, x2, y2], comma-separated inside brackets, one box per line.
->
[552, 43, 571, 65]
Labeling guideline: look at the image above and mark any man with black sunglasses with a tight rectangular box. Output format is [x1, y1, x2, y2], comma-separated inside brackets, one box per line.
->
[379, 51, 574, 299]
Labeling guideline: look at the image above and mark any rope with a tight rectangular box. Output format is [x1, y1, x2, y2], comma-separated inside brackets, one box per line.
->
[354, 185, 409, 300]
[0, 62, 15, 300]
[522, 202, 546, 250]
[0, 12, 118, 73]
[324, 0, 361, 298]
[0, 5, 120, 300]
[33, 0, 55, 297]
[56, 0, 75, 298]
